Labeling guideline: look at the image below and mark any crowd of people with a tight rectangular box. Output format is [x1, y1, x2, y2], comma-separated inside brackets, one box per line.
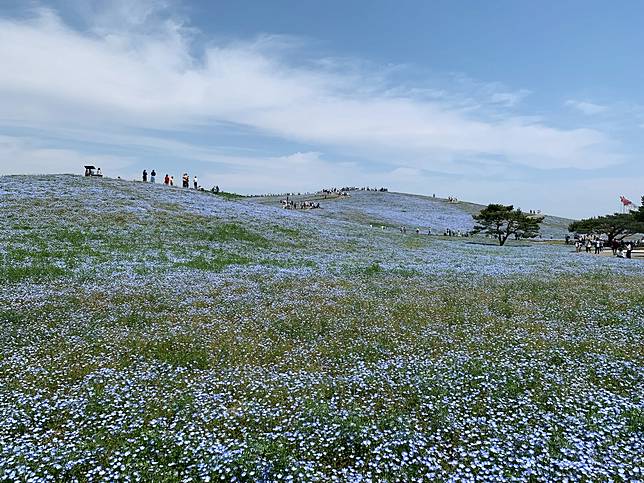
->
[140, 170, 203, 190]
[444, 228, 469, 237]
[447, 196, 459, 203]
[386, 225, 469, 237]
[281, 198, 321, 210]
[572, 234, 640, 259]
[321, 186, 388, 194]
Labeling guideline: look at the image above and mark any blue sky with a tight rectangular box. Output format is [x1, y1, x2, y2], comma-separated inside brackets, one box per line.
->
[1, 0, 643, 218]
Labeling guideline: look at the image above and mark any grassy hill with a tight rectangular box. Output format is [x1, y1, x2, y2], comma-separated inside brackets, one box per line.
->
[1, 175, 643, 481]
[251, 190, 573, 238]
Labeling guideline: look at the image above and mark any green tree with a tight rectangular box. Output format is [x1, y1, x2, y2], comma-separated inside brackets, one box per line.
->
[568, 212, 644, 243]
[472, 204, 544, 246]
[633, 196, 644, 222]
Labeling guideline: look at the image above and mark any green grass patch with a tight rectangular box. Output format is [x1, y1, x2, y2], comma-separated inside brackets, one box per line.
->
[178, 252, 253, 271]
[211, 191, 246, 200]
[187, 222, 269, 247]
[0, 262, 67, 283]
[361, 262, 383, 276]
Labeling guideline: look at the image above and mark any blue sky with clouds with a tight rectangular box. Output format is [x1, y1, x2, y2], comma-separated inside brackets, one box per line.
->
[1, 0, 643, 218]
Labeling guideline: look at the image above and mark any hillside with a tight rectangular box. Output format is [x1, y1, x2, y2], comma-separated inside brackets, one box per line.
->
[1, 175, 643, 482]
[250, 190, 573, 238]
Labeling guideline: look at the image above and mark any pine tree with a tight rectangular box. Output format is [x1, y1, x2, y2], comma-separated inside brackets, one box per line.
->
[472, 204, 543, 246]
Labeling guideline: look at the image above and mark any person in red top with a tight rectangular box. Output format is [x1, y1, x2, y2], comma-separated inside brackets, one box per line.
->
[164, 174, 170, 185]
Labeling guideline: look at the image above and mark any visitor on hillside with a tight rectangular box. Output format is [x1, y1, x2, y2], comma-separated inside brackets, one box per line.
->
[193, 176, 198, 189]
[182, 173, 189, 188]
[170, 176, 174, 186]
[594, 239, 601, 254]
[96, 168, 102, 176]
[585, 240, 592, 253]
[611, 239, 620, 255]
[142, 169, 148, 182]
[164, 174, 170, 185]
[626, 243, 633, 259]
[150, 170, 156, 183]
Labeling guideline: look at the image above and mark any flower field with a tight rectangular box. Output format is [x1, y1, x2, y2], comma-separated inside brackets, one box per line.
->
[1, 175, 643, 482]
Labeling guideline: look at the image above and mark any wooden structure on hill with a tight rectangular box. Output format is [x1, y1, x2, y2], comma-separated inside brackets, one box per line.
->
[84, 165, 103, 177]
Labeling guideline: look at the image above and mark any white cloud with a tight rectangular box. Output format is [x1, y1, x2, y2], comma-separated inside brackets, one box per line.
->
[0, 135, 133, 175]
[0, 5, 623, 175]
[1, 132, 638, 219]
[565, 99, 608, 115]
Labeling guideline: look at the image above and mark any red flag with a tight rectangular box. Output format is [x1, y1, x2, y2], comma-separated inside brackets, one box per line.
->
[620, 195, 633, 206]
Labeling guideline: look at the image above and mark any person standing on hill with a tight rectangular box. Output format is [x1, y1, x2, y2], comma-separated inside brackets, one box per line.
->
[142, 169, 148, 182]
[170, 176, 174, 186]
[193, 176, 198, 189]
[164, 174, 170, 185]
[150, 170, 156, 183]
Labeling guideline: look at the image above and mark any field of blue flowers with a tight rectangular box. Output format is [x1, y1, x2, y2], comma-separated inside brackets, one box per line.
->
[1, 175, 643, 482]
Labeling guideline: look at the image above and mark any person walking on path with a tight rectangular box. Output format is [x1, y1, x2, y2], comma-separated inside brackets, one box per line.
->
[142, 169, 148, 182]
[150, 170, 156, 183]
[193, 176, 198, 189]
[611, 239, 620, 255]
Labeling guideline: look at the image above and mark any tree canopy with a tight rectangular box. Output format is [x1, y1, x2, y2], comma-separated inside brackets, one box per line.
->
[634, 196, 644, 222]
[568, 211, 644, 242]
[472, 204, 543, 246]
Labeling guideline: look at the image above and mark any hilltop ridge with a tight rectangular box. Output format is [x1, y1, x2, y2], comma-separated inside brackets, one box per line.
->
[251, 188, 573, 238]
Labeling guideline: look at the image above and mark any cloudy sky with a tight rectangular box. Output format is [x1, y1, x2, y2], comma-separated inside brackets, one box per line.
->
[1, 0, 643, 218]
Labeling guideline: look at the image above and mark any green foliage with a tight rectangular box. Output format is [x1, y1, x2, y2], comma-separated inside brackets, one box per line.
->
[189, 222, 269, 247]
[0, 259, 67, 283]
[568, 212, 644, 242]
[129, 335, 211, 369]
[623, 408, 644, 433]
[633, 196, 644, 222]
[178, 252, 252, 271]
[211, 191, 246, 200]
[472, 204, 543, 246]
[362, 262, 383, 275]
